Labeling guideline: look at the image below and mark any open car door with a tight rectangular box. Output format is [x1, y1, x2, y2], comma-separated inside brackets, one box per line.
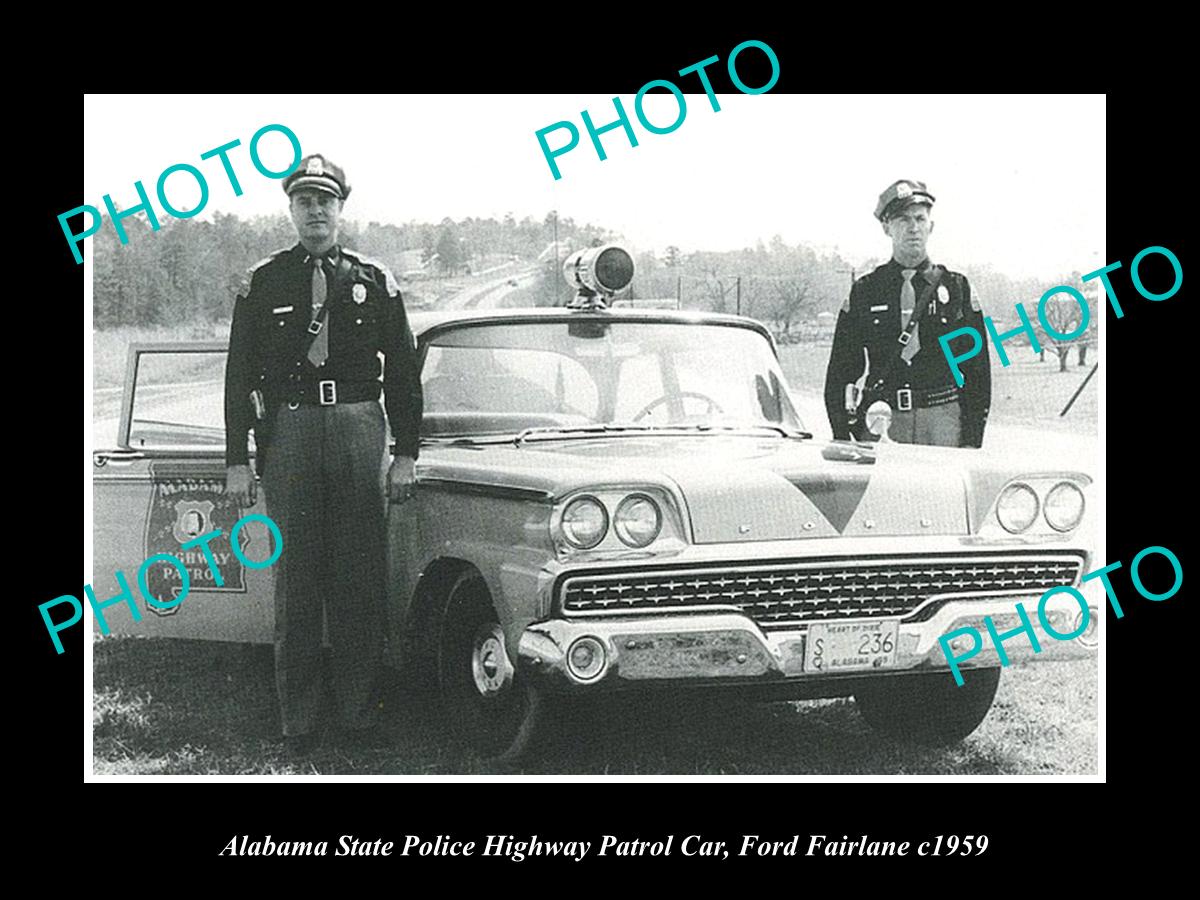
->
[92, 342, 273, 643]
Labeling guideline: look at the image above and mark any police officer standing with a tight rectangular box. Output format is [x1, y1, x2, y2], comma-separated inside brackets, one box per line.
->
[824, 180, 991, 447]
[224, 154, 423, 754]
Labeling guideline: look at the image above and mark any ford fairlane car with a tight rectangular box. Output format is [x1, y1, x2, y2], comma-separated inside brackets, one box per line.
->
[91, 246, 1098, 762]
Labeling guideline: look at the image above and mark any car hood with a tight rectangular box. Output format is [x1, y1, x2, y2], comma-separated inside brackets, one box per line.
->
[420, 435, 981, 542]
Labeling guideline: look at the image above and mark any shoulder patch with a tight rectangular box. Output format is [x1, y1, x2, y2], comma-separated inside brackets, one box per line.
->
[945, 271, 980, 311]
[342, 248, 401, 297]
[235, 247, 290, 300]
[248, 247, 290, 275]
[859, 263, 889, 284]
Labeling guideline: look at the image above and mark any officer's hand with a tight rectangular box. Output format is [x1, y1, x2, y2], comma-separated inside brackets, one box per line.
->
[226, 465, 257, 507]
[388, 456, 417, 503]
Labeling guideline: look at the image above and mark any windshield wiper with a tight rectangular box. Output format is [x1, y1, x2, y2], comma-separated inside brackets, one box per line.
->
[514, 424, 656, 445]
[512, 423, 813, 445]
[426, 423, 813, 447]
[664, 423, 813, 439]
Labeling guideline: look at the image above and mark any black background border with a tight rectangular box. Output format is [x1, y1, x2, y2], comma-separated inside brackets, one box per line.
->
[22, 25, 1189, 880]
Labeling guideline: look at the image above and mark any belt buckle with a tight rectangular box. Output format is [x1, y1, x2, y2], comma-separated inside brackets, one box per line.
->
[318, 380, 337, 406]
[896, 388, 913, 411]
[898, 331, 911, 346]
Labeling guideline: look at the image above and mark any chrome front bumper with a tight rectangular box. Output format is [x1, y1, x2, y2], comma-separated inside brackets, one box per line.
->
[517, 592, 1098, 691]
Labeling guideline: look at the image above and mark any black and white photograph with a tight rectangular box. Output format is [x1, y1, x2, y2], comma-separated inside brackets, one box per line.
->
[82, 90, 1105, 778]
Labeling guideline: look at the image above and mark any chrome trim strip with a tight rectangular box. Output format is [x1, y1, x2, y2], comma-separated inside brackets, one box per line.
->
[416, 312, 772, 350]
[416, 477, 554, 503]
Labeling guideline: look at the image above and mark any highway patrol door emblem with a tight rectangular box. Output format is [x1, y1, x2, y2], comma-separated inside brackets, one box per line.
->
[143, 470, 249, 615]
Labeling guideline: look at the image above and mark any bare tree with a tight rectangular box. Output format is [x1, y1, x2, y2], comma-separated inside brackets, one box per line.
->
[1041, 294, 1086, 373]
[701, 272, 735, 312]
[687, 253, 736, 312]
[753, 239, 820, 337]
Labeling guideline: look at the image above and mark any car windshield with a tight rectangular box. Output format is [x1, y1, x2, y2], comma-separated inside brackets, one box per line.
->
[421, 320, 806, 438]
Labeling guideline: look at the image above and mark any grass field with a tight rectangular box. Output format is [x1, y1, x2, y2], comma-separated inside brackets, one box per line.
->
[93, 637, 1096, 775]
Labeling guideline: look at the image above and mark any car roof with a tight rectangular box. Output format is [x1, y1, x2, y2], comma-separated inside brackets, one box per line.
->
[410, 305, 774, 340]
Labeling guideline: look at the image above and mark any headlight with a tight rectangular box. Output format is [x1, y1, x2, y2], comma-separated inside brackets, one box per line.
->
[613, 494, 662, 547]
[1044, 481, 1085, 532]
[996, 483, 1039, 533]
[561, 497, 608, 549]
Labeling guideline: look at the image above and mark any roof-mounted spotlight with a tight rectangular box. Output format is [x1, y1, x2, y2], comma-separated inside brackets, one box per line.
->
[562, 244, 635, 309]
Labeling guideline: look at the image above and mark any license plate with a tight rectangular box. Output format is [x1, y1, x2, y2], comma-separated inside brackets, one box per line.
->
[804, 620, 899, 673]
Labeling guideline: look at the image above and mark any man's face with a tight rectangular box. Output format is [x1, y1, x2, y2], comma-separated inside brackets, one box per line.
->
[289, 189, 343, 244]
[883, 203, 934, 259]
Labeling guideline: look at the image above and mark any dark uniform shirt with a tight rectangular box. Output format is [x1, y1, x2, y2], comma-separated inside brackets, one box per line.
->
[823, 258, 991, 447]
[224, 243, 423, 466]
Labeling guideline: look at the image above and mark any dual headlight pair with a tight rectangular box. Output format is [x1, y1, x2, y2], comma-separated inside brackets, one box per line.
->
[996, 481, 1085, 534]
[561, 494, 662, 549]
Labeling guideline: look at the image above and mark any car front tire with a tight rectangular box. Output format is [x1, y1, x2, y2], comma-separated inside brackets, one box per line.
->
[854, 667, 1001, 746]
[437, 572, 545, 766]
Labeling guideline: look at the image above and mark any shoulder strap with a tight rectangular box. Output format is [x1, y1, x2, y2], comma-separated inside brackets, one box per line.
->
[867, 267, 943, 393]
[334, 253, 353, 290]
[299, 259, 338, 365]
[342, 248, 401, 296]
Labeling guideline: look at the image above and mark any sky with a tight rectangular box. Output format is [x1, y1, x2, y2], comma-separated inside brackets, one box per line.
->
[84, 94, 1105, 280]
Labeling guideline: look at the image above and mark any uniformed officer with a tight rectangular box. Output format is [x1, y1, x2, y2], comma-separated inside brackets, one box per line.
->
[223, 154, 423, 754]
[823, 180, 991, 448]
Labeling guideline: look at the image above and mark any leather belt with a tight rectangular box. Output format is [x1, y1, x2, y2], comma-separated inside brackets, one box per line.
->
[287, 379, 381, 409]
[893, 385, 960, 412]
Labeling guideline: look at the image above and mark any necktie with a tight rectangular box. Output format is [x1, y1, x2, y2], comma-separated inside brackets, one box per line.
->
[307, 257, 329, 368]
[899, 268, 920, 364]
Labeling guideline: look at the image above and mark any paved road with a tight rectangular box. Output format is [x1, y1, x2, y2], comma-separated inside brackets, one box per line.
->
[442, 264, 540, 309]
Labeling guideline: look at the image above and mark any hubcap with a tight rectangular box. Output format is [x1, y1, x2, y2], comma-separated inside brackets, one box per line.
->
[471, 623, 513, 698]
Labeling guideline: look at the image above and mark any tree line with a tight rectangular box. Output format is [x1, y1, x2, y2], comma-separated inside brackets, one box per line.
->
[94, 209, 1095, 374]
[527, 236, 1095, 365]
[92, 211, 611, 328]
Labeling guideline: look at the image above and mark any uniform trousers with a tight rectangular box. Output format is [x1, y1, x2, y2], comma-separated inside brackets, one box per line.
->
[890, 400, 963, 447]
[263, 399, 388, 736]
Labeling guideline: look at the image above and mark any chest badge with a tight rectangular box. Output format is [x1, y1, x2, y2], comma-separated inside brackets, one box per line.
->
[352, 283, 367, 304]
[937, 285, 951, 305]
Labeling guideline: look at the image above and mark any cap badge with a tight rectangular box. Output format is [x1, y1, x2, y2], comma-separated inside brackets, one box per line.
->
[895, 182, 913, 199]
[937, 285, 950, 305]
[306, 157, 325, 176]
[352, 283, 367, 304]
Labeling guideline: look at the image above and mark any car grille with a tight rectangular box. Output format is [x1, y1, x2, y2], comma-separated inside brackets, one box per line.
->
[559, 554, 1086, 630]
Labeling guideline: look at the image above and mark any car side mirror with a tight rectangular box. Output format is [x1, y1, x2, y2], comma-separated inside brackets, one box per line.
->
[865, 401, 893, 442]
